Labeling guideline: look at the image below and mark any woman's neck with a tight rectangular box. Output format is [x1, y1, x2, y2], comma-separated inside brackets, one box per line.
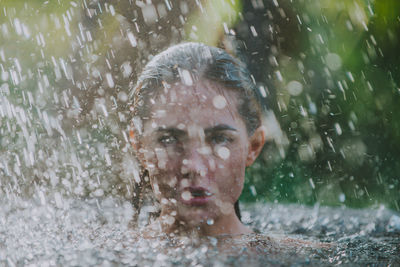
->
[156, 209, 253, 237]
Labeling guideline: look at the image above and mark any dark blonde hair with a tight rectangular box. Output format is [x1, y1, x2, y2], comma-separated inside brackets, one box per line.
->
[130, 42, 264, 221]
[130, 42, 263, 136]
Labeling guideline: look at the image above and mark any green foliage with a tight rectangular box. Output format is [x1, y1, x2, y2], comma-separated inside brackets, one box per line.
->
[240, 0, 400, 211]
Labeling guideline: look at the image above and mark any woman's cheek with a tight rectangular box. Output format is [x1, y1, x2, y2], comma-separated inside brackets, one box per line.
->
[152, 148, 180, 190]
[214, 144, 244, 168]
[219, 153, 246, 201]
[214, 145, 231, 161]
[155, 147, 168, 170]
[155, 176, 178, 199]
[144, 147, 173, 175]
[140, 148, 157, 175]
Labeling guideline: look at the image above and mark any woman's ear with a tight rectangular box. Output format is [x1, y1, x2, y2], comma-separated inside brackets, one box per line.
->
[246, 126, 266, 167]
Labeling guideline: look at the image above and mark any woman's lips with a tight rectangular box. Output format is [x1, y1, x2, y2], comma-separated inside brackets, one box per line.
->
[180, 187, 213, 206]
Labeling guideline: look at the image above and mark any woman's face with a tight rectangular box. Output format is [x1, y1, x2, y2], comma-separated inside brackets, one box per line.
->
[135, 80, 263, 227]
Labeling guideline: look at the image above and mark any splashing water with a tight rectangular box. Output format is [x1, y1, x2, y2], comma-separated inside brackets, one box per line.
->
[1, 196, 399, 266]
[0, 1, 399, 266]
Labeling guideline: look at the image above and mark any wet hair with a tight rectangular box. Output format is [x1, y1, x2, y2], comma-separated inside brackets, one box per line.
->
[130, 42, 263, 135]
[130, 42, 264, 221]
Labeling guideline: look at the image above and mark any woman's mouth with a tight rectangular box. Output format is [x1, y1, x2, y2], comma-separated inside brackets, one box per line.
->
[180, 187, 213, 206]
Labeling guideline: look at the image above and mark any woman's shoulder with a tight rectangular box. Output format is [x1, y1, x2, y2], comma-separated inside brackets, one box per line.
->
[128, 224, 333, 255]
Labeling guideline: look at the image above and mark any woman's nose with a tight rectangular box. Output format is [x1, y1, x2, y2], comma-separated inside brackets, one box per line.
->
[181, 146, 210, 178]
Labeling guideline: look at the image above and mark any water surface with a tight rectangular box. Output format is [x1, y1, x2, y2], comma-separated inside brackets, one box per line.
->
[1, 196, 399, 266]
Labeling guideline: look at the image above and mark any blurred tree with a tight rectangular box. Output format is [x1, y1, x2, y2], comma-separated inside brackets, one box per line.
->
[236, 0, 400, 211]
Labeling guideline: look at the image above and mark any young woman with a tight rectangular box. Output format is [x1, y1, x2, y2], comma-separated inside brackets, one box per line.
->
[129, 42, 267, 238]
[130, 43, 265, 240]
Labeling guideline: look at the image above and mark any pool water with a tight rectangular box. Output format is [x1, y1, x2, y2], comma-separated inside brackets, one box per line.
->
[1, 196, 399, 266]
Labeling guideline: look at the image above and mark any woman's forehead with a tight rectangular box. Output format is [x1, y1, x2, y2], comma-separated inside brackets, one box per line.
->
[155, 80, 238, 107]
[144, 81, 244, 130]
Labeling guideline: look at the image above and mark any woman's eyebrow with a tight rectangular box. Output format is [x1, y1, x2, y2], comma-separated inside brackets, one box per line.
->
[205, 124, 237, 134]
[156, 127, 185, 135]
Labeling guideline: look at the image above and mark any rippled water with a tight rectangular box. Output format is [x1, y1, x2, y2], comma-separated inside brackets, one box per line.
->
[1, 196, 399, 266]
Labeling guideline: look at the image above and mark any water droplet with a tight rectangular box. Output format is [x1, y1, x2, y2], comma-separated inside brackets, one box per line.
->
[212, 95, 227, 109]
[216, 147, 230, 160]
[181, 191, 191, 201]
[325, 53, 342, 71]
[179, 69, 193, 86]
[121, 61, 132, 78]
[309, 178, 315, 189]
[127, 31, 137, 47]
[339, 193, 346, 202]
[334, 123, 342, 135]
[275, 71, 283, 81]
[117, 91, 128, 102]
[105, 73, 114, 88]
[250, 25, 258, 37]
[287, 81, 303, 96]
[250, 185, 257, 196]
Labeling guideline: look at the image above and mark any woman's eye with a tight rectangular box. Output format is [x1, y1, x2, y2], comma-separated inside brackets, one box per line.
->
[158, 135, 178, 145]
[209, 134, 233, 145]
